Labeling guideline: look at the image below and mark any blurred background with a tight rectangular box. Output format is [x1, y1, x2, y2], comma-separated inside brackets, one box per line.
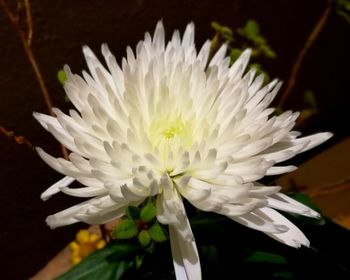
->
[0, 0, 349, 279]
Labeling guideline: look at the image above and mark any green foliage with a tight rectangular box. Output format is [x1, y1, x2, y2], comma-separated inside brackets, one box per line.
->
[288, 192, 320, 212]
[149, 222, 168, 243]
[57, 242, 140, 280]
[287, 192, 326, 225]
[138, 229, 151, 247]
[211, 22, 234, 43]
[211, 19, 276, 84]
[60, 198, 350, 279]
[140, 198, 157, 223]
[240, 19, 260, 39]
[244, 251, 288, 264]
[112, 219, 138, 239]
[135, 254, 145, 269]
[126, 206, 141, 220]
[335, 0, 350, 24]
[229, 48, 242, 62]
[112, 199, 168, 249]
[57, 69, 67, 85]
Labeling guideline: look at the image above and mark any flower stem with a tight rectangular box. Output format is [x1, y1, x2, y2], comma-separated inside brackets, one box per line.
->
[277, 2, 332, 109]
[0, 0, 69, 159]
[0, 125, 34, 150]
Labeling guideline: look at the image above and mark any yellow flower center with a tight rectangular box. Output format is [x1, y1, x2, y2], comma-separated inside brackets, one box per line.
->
[162, 120, 185, 139]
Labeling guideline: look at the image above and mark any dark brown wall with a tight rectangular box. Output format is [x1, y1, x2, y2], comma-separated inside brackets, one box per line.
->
[0, 0, 349, 279]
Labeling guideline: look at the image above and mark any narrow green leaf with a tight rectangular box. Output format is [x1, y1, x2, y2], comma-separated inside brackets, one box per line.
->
[57, 70, 67, 85]
[138, 229, 151, 247]
[115, 260, 133, 280]
[57, 242, 139, 280]
[126, 206, 141, 220]
[149, 222, 168, 242]
[260, 44, 277, 58]
[112, 219, 138, 239]
[140, 198, 156, 223]
[244, 251, 287, 264]
[245, 20, 260, 38]
[135, 254, 145, 269]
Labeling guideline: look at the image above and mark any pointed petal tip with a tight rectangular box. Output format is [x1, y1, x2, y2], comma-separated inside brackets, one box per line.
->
[323, 132, 333, 141]
[156, 19, 164, 28]
[243, 48, 252, 56]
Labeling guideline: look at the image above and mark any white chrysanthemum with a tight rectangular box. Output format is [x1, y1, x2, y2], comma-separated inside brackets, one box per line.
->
[35, 21, 331, 279]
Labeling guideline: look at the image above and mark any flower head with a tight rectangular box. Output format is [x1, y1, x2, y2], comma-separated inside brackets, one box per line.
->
[35, 21, 332, 279]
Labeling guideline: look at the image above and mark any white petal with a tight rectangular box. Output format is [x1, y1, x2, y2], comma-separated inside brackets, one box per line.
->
[230, 211, 289, 233]
[257, 207, 310, 248]
[75, 205, 126, 225]
[60, 185, 107, 198]
[33, 112, 61, 132]
[169, 222, 201, 280]
[46, 200, 91, 228]
[270, 193, 320, 218]
[266, 165, 297, 175]
[41, 176, 75, 201]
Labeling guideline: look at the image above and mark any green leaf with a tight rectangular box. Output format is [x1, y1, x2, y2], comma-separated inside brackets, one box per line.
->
[57, 242, 139, 280]
[304, 90, 318, 111]
[260, 44, 277, 58]
[115, 261, 133, 280]
[126, 206, 141, 220]
[221, 26, 234, 43]
[289, 193, 320, 212]
[57, 70, 67, 85]
[249, 63, 262, 71]
[140, 198, 156, 223]
[135, 254, 145, 269]
[149, 222, 168, 242]
[245, 20, 260, 38]
[244, 251, 288, 264]
[287, 193, 326, 225]
[230, 48, 242, 62]
[211, 21, 222, 32]
[138, 229, 151, 247]
[112, 219, 138, 239]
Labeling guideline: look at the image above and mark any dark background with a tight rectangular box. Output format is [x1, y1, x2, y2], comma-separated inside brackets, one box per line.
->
[0, 0, 349, 279]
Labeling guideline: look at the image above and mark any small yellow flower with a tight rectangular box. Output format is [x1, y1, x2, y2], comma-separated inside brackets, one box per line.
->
[69, 229, 106, 265]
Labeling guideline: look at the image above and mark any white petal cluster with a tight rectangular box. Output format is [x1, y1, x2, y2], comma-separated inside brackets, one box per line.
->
[35, 21, 332, 279]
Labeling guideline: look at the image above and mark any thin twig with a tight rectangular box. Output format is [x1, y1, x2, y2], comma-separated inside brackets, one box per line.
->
[23, 0, 33, 46]
[1, 0, 69, 159]
[277, 2, 332, 108]
[306, 178, 350, 198]
[0, 125, 34, 150]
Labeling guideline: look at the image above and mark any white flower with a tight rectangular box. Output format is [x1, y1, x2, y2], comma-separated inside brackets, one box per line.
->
[34, 21, 331, 280]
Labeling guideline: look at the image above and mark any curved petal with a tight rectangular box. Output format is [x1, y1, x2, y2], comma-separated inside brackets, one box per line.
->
[256, 207, 310, 248]
[169, 222, 201, 280]
[41, 176, 75, 201]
